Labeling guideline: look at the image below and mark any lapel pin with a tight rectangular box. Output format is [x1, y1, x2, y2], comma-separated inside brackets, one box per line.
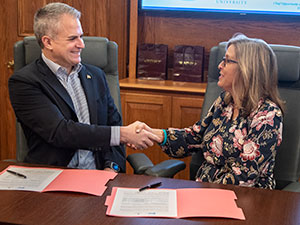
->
[87, 74, 92, 79]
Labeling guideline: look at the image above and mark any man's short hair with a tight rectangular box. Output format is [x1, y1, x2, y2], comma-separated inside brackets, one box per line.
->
[34, 2, 81, 48]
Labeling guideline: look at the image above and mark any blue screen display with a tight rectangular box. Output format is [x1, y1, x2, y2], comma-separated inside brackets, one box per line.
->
[141, 0, 300, 16]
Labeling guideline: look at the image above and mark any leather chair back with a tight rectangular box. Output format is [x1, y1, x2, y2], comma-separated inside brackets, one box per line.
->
[13, 36, 121, 162]
[190, 42, 300, 189]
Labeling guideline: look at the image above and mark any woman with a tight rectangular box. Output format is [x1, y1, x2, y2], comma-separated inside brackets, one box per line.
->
[145, 34, 284, 189]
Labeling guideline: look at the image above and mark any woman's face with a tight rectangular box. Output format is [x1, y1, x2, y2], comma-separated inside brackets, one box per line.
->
[217, 45, 240, 93]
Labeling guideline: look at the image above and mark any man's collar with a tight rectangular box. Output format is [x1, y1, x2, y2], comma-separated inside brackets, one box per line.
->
[41, 53, 82, 75]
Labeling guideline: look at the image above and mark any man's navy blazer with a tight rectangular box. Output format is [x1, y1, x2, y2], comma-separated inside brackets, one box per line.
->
[8, 57, 125, 171]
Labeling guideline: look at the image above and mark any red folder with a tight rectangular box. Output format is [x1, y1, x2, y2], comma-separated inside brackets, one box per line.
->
[105, 187, 245, 220]
[1, 165, 117, 196]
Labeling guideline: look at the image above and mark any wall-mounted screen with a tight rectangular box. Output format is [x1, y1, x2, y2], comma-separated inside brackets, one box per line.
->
[141, 0, 300, 16]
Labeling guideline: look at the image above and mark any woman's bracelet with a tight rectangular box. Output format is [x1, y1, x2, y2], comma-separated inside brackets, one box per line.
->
[159, 129, 167, 146]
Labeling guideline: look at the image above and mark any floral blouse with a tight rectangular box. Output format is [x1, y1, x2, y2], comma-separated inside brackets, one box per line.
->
[162, 93, 283, 189]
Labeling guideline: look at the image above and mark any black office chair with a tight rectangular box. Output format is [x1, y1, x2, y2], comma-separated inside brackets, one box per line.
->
[13, 36, 121, 162]
[127, 152, 186, 178]
[129, 42, 300, 191]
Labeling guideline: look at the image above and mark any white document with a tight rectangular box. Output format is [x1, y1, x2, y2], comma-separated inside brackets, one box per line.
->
[110, 188, 177, 217]
[0, 167, 63, 192]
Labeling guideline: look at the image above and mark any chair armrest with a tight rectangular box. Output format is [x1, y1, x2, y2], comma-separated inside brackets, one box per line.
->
[144, 159, 186, 178]
[282, 182, 300, 192]
[127, 153, 154, 175]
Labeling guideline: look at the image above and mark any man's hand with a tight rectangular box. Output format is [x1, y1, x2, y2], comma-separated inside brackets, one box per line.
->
[120, 121, 160, 150]
[135, 123, 165, 144]
[104, 167, 117, 173]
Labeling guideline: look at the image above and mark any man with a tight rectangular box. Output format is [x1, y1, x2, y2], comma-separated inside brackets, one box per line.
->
[8, 2, 159, 173]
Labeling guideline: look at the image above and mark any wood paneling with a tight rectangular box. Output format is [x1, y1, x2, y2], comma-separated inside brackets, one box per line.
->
[72, 0, 96, 36]
[171, 96, 204, 179]
[129, 0, 300, 80]
[122, 93, 172, 127]
[105, 0, 128, 79]
[17, 0, 99, 37]
[146, 13, 300, 79]
[0, 0, 19, 159]
[172, 96, 204, 128]
[128, 0, 138, 78]
[121, 92, 172, 175]
[139, 12, 300, 49]
[17, 0, 45, 36]
[17, 0, 74, 36]
[94, 0, 108, 37]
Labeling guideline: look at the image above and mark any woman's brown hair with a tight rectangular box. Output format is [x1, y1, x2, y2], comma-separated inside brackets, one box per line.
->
[224, 33, 284, 116]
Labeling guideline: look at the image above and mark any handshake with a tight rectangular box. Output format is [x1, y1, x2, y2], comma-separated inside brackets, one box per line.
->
[120, 121, 164, 150]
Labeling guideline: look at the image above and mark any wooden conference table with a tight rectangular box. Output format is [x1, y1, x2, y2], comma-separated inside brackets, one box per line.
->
[0, 161, 300, 225]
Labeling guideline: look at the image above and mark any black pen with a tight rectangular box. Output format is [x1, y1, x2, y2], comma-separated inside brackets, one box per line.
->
[7, 170, 27, 179]
[139, 182, 162, 192]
